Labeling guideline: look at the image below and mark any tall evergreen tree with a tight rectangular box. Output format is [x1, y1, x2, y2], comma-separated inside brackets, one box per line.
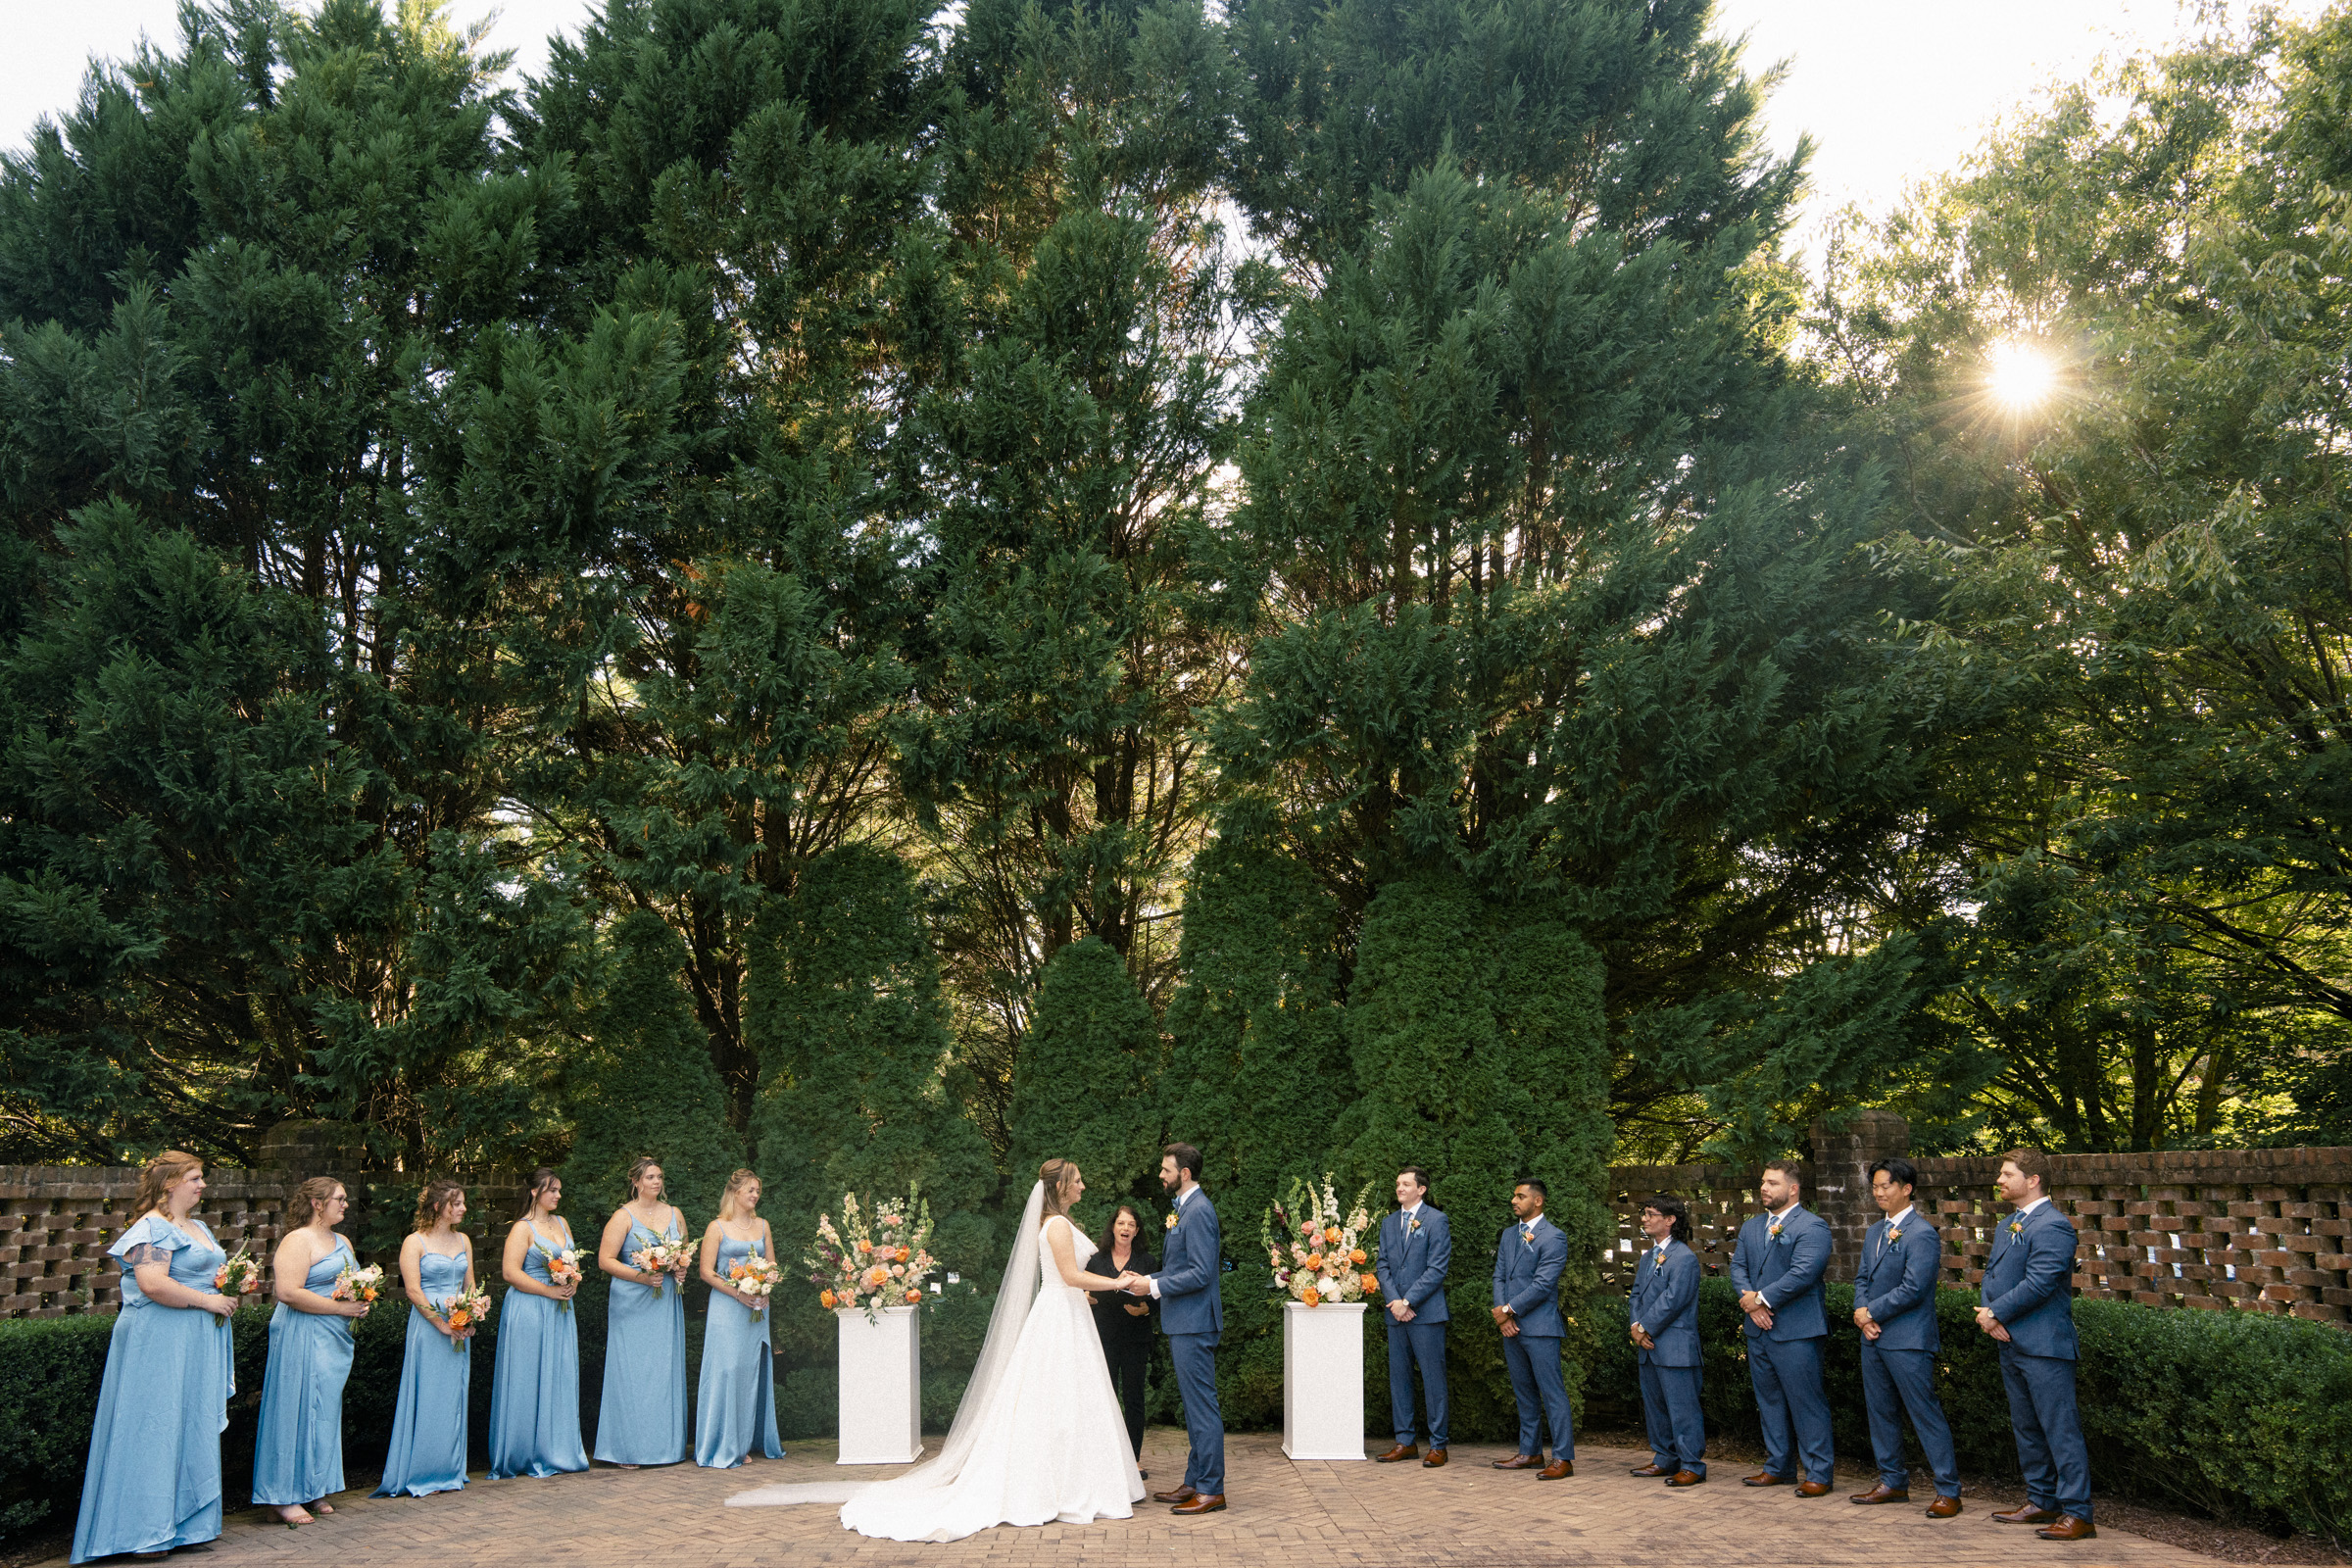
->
[1005, 935, 1163, 1211]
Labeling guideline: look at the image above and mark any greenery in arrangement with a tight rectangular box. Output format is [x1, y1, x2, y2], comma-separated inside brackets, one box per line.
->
[10, 0, 2352, 1529]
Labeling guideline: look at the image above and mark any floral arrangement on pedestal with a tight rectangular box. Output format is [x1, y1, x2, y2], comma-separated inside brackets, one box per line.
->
[805, 1189, 941, 1322]
[1261, 1175, 1379, 1306]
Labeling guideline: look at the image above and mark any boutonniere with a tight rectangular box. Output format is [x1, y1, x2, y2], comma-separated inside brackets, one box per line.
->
[1650, 1248, 1667, 1272]
[2006, 1216, 2025, 1237]
[1886, 1226, 1904, 1245]
[1767, 1218, 1785, 1242]
[1408, 1216, 1422, 1235]
[1519, 1224, 1536, 1247]
[1164, 1212, 1178, 1232]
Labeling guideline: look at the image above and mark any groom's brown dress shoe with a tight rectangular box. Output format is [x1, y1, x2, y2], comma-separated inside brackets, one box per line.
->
[1795, 1481, 1832, 1497]
[1992, 1504, 2057, 1525]
[1849, 1483, 1908, 1504]
[1629, 1463, 1670, 1477]
[1422, 1448, 1448, 1468]
[2035, 1515, 2096, 1541]
[1492, 1454, 1542, 1470]
[1374, 1444, 1418, 1463]
[1151, 1485, 1197, 1504]
[1170, 1494, 1226, 1515]
[1665, 1470, 1705, 1488]
[1538, 1460, 1572, 1481]
[1926, 1495, 1963, 1519]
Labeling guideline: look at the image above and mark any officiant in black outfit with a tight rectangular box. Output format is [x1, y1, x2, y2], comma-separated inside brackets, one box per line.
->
[1089, 1201, 1157, 1470]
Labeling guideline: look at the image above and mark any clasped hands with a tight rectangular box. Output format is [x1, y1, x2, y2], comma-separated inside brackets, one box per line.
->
[1973, 1304, 2012, 1342]
[1489, 1301, 1519, 1338]
[1111, 1271, 1152, 1297]
[1852, 1304, 1881, 1342]
[1738, 1289, 1774, 1332]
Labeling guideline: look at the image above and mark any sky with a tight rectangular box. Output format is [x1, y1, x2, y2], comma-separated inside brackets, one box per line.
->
[0, 0, 2331, 258]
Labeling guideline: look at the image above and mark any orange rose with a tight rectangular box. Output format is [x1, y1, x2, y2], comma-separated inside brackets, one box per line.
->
[820, 1289, 838, 1308]
[1301, 1286, 1321, 1306]
[1360, 1272, 1380, 1293]
[1304, 1252, 1323, 1270]
[858, 1240, 873, 1253]
[1348, 1249, 1367, 1265]
[905, 1289, 922, 1303]
[1325, 1226, 1343, 1245]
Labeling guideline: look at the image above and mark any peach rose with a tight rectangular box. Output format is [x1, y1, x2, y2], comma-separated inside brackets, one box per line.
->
[820, 1289, 838, 1308]
[1301, 1286, 1321, 1306]
[1359, 1272, 1380, 1293]
[1348, 1249, 1367, 1265]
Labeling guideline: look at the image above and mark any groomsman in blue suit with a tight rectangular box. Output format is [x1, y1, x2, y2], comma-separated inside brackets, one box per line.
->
[1628, 1196, 1706, 1487]
[1373, 1166, 1451, 1467]
[1849, 1157, 1962, 1517]
[1133, 1143, 1226, 1514]
[1489, 1179, 1574, 1479]
[1728, 1159, 1835, 1495]
[1977, 1148, 2094, 1542]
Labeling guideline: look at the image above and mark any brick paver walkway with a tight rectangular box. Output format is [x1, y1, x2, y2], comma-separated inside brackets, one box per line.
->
[54, 1432, 2214, 1568]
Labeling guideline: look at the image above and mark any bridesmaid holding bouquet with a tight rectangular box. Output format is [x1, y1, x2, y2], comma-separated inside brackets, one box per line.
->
[486, 1167, 589, 1479]
[375, 1180, 479, 1497]
[693, 1169, 784, 1467]
[72, 1151, 240, 1563]
[252, 1176, 371, 1523]
[593, 1156, 689, 1467]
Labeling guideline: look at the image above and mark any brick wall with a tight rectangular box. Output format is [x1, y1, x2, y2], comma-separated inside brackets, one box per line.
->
[1602, 1117, 2352, 1327]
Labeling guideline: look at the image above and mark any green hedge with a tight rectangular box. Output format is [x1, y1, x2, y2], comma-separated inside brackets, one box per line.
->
[1581, 1278, 2352, 1545]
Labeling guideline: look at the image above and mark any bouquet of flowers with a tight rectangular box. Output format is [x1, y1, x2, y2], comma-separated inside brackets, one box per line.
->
[1260, 1175, 1379, 1307]
[536, 1243, 585, 1311]
[629, 1238, 694, 1294]
[213, 1248, 264, 1325]
[727, 1252, 781, 1321]
[331, 1261, 385, 1305]
[805, 1189, 941, 1322]
[442, 1283, 492, 1348]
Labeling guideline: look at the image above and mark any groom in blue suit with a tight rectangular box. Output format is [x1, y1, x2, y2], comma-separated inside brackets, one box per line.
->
[1978, 1148, 2094, 1543]
[1489, 1179, 1574, 1478]
[1728, 1158, 1835, 1495]
[1373, 1166, 1451, 1466]
[1133, 1143, 1225, 1514]
[1850, 1157, 1962, 1516]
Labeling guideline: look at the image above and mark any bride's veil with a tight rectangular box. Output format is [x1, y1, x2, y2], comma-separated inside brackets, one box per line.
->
[724, 1179, 1046, 1507]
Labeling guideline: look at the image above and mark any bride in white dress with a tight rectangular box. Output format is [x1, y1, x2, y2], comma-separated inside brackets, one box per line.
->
[726, 1159, 1148, 1543]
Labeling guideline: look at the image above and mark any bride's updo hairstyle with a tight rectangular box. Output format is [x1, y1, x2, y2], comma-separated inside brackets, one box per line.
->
[1039, 1158, 1080, 1219]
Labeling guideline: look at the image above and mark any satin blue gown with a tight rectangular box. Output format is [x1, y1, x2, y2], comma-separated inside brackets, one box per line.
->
[595, 1215, 688, 1465]
[486, 1222, 588, 1478]
[694, 1232, 783, 1467]
[251, 1237, 358, 1505]
[374, 1247, 474, 1496]
[72, 1214, 234, 1563]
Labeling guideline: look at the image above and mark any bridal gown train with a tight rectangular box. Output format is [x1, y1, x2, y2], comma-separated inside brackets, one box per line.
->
[730, 1208, 1144, 1544]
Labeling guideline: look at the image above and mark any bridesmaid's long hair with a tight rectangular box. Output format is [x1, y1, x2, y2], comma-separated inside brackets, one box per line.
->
[414, 1179, 466, 1233]
[286, 1175, 345, 1229]
[134, 1150, 204, 1218]
[716, 1169, 760, 1223]
[1039, 1158, 1079, 1219]
[624, 1155, 662, 1203]
[517, 1167, 561, 1220]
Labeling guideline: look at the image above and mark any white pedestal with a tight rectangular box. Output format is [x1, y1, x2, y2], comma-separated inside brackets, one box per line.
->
[836, 1305, 923, 1463]
[1282, 1300, 1367, 1460]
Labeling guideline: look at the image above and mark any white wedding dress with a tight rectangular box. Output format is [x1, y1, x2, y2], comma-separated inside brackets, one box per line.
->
[726, 1184, 1144, 1543]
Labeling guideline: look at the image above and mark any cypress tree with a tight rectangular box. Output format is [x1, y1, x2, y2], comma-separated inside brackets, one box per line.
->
[564, 910, 744, 1227]
[1007, 936, 1163, 1216]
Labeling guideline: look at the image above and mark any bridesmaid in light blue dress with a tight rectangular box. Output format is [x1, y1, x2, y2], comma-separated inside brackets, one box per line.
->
[486, 1167, 588, 1479]
[594, 1157, 689, 1466]
[252, 1176, 371, 1523]
[695, 1168, 784, 1467]
[375, 1179, 478, 1497]
[73, 1151, 241, 1563]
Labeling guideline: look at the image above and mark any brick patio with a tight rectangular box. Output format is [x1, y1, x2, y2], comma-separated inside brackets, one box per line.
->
[42, 1430, 2220, 1568]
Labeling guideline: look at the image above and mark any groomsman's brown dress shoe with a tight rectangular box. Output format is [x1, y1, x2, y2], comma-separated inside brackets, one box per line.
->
[1492, 1453, 1542, 1470]
[1374, 1444, 1418, 1463]
[1849, 1483, 1909, 1504]
[1991, 1504, 2057, 1525]
[1170, 1493, 1226, 1515]
[1926, 1495, 1963, 1519]
[1151, 1484, 1197, 1504]
[2035, 1515, 2096, 1541]
[1629, 1463, 1671, 1477]
[1422, 1447, 1448, 1468]
[1742, 1471, 1791, 1487]
[1665, 1470, 1705, 1487]
[1795, 1480, 1833, 1497]
[1539, 1459, 1572, 1481]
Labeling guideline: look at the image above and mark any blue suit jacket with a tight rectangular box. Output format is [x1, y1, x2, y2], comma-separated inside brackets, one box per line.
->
[1376, 1206, 1451, 1323]
[1854, 1211, 1942, 1352]
[1491, 1216, 1567, 1337]
[1157, 1187, 1224, 1340]
[1628, 1239, 1701, 1367]
[1728, 1205, 1831, 1341]
[1981, 1201, 2079, 1360]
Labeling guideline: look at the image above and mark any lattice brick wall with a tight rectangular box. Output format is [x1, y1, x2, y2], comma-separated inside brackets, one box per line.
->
[0, 1166, 298, 1318]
